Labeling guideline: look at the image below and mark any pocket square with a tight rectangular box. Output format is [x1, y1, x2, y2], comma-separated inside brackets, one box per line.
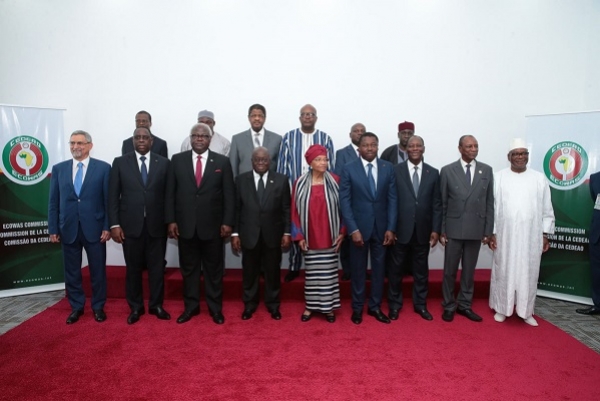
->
[215, 169, 222, 173]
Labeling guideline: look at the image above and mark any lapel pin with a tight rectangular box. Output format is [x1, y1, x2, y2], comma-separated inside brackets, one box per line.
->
[478, 170, 482, 174]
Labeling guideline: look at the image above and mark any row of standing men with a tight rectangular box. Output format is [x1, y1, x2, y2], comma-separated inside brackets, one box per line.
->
[48, 103, 559, 327]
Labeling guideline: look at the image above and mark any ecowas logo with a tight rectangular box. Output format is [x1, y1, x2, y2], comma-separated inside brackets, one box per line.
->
[543, 141, 588, 190]
[1, 136, 50, 185]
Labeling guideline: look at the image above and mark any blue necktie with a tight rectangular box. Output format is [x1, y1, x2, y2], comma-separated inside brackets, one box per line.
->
[140, 156, 148, 186]
[412, 166, 419, 195]
[466, 164, 472, 186]
[367, 163, 376, 197]
[74, 162, 83, 196]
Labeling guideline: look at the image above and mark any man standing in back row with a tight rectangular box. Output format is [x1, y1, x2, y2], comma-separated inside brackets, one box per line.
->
[180, 110, 231, 156]
[122, 111, 168, 158]
[277, 104, 335, 282]
[440, 135, 494, 323]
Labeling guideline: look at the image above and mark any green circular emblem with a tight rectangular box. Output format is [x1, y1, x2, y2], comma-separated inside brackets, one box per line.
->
[543, 141, 588, 190]
[1, 136, 50, 185]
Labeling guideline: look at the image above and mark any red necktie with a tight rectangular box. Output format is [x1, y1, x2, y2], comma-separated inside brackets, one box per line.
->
[195, 155, 203, 187]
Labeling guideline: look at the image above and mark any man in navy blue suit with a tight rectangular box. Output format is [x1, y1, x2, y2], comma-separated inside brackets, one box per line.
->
[576, 171, 600, 315]
[340, 132, 397, 324]
[387, 135, 442, 321]
[334, 122, 365, 281]
[48, 130, 111, 324]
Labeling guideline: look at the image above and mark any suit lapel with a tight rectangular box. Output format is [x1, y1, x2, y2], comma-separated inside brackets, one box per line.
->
[198, 151, 215, 190]
[452, 161, 470, 191]
[356, 161, 374, 200]
[246, 172, 261, 207]
[80, 159, 95, 194]
[126, 153, 145, 187]
[399, 164, 415, 199]
[470, 161, 482, 193]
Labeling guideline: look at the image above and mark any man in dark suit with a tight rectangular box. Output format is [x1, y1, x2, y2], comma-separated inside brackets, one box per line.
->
[576, 171, 600, 315]
[380, 121, 415, 165]
[387, 135, 442, 321]
[340, 132, 397, 324]
[48, 130, 111, 324]
[231, 147, 291, 320]
[334, 123, 365, 281]
[121, 111, 168, 158]
[109, 127, 171, 324]
[166, 123, 235, 325]
[440, 135, 494, 323]
[229, 104, 282, 178]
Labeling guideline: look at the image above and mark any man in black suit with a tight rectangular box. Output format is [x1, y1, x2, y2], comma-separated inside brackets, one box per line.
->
[166, 123, 235, 325]
[387, 135, 442, 321]
[121, 111, 168, 158]
[231, 147, 291, 320]
[109, 127, 171, 324]
[440, 135, 494, 323]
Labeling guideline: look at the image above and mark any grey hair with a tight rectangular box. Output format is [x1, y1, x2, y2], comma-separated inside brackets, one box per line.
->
[71, 130, 92, 143]
[190, 123, 213, 136]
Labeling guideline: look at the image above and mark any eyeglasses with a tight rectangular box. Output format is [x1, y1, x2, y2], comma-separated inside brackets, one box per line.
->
[68, 141, 89, 146]
[511, 151, 529, 157]
[300, 112, 316, 117]
[190, 134, 211, 140]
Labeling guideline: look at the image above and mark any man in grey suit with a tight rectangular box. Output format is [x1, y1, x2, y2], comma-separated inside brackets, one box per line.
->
[440, 135, 494, 323]
[334, 122, 365, 281]
[229, 104, 282, 177]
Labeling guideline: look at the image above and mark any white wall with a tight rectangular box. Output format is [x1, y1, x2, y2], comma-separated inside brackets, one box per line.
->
[2, 0, 599, 268]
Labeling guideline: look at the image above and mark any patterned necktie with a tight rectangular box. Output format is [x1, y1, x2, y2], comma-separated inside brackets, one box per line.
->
[74, 162, 83, 196]
[140, 156, 148, 186]
[257, 174, 265, 204]
[254, 133, 261, 148]
[412, 166, 419, 195]
[367, 163, 376, 197]
[466, 164, 472, 186]
[195, 155, 203, 187]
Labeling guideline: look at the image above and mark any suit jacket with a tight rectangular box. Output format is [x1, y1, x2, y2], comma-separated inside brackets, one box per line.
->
[590, 172, 600, 245]
[108, 152, 170, 238]
[165, 150, 235, 240]
[229, 129, 282, 177]
[122, 134, 168, 158]
[234, 171, 291, 249]
[340, 158, 398, 240]
[381, 144, 406, 165]
[48, 158, 111, 244]
[440, 159, 494, 240]
[334, 144, 359, 176]
[394, 161, 442, 244]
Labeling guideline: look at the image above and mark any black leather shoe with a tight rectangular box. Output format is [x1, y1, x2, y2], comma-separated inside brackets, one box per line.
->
[270, 309, 282, 320]
[301, 311, 312, 322]
[66, 310, 83, 325]
[414, 308, 433, 321]
[211, 312, 225, 325]
[367, 309, 391, 324]
[93, 309, 107, 322]
[241, 309, 254, 320]
[149, 306, 170, 320]
[456, 308, 483, 322]
[341, 272, 351, 281]
[442, 310, 454, 322]
[326, 313, 336, 323]
[284, 270, 299, 282]
[176, 307, 200, 324]
[575, 306, 600, 315]
[389, 309, 400, 320]
[351, 311, 363, 325]
[127, 309, 145, 325]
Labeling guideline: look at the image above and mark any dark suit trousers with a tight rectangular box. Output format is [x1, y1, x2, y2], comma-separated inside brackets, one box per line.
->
[62, 224, 107, 311]
[242, 232, 282, 311]
[442, 238, 481, 311]
[387, 230, 430, 310]
[350, 235, 386, 312]
[122, 220, 166, 311]
[179, 235, 223, 313]
[590, 239, 600, 307]
[339, 237, 351, 275]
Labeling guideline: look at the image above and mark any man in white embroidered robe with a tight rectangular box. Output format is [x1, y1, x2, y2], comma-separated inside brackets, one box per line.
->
[488, 138, 555, 327]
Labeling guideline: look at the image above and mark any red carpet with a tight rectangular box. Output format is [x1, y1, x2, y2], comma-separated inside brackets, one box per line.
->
[1, 297, 598, 400]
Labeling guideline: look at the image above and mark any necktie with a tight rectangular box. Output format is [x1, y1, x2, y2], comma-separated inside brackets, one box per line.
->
[367, 163, 376, 197]
[195, 155, 203, 187]
[140, 156, 148, 186]
[74, 162, 83, 196]
[257, 174, 265, 204]
[466, 164, 471, 186]
[412, 166, 419, 195]
[254, 134, 261, 148]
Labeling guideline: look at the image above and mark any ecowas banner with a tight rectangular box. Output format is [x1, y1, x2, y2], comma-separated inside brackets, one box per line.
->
[527, 111, 599, 303]
[0, 105, 65, 297]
